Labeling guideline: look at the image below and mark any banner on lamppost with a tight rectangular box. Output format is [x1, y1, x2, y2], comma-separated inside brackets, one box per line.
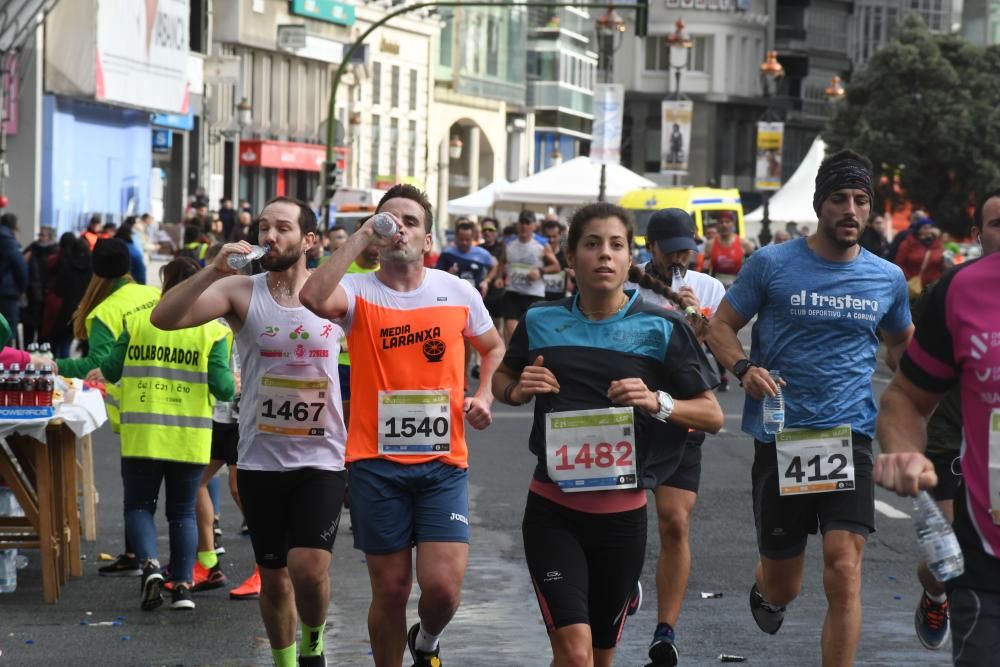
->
[755, 122, 784, 191]
[660, 100, 693, 174]
[590, 83, 625, 164]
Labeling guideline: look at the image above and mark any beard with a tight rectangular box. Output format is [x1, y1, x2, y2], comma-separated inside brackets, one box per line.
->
[261, 243, 302, 272]
[820, 219, 861, 250]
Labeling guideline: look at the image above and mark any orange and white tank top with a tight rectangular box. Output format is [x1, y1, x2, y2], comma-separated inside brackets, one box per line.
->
[338, 269, 493, 468]
[236, 273, 346, 472]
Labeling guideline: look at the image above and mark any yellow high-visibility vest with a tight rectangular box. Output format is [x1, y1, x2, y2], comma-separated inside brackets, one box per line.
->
[118, 309, 231, 464]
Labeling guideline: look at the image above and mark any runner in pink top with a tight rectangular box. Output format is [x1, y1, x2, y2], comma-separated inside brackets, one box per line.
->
[875, 188, 1000, 666]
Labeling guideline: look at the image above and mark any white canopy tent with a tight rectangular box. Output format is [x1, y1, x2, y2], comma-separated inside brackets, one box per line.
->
[494, 156, 656, 206]
[446, 179, 509, 217]
[745, 136, 826, 240]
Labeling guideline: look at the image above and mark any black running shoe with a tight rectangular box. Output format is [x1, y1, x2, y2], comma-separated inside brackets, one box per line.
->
[407, 623, 442, 667]
[298, 654, 327, 666]
[648, 623, 678, 666]
[171, 584, 195, 610]
[99, 553, 141, 577]
[213, 517, 222, 537]
[749, 583, 785, 635]
[140, 563, 164, 611]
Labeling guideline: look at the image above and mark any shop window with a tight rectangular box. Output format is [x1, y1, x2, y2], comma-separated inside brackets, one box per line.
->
[372, 62, 381, 105]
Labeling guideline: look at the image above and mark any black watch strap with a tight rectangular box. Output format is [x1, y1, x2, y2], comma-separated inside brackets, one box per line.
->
[732, 359, 755, 381]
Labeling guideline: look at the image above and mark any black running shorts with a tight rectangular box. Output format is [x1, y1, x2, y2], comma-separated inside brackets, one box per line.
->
[927, 449, 961, 503]
[659, 431, 704, 493]
[500, 292, 543, 321]
[210, 421, 239, 467]
[751, 433, 875, 560]
[521, 492, 646, 649]
[237, 468, 347, 569]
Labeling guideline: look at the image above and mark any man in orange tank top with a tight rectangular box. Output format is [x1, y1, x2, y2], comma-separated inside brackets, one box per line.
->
[703, 212, 755, 287]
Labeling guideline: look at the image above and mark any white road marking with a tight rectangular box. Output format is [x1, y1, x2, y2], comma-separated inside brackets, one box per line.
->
[874, 499, 910, 519]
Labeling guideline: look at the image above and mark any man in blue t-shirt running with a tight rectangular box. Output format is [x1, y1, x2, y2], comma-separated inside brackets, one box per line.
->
[436, 220, 496, 297]
[707, 149, 914, 667]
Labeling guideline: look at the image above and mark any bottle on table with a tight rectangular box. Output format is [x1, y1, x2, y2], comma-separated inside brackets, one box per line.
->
[37, 365, 54, 407]
[7, 364, 21, 407]
[914, 490, 964, 581]
[21, 364, 36, 407]
[762, 370, 785, 435]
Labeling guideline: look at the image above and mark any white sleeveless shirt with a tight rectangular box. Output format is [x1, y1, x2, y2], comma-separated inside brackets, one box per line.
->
[504, 238, 547, 297]
[235, 273, 346, 471]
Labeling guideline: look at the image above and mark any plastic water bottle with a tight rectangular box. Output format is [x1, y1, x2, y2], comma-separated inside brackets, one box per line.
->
[671, 266, 685, 292]
[0, 486, 18, 593]
[227, 244, 270, 270]
[913, 490, 964, 581]
[371, 212, 398, 238]
[762, 370, 785, 434]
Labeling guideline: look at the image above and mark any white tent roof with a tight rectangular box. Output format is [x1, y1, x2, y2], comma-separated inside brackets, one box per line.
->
[447, 179, 508, 216]
[495, 156, 656, 206]
[745, 136, 826, 237]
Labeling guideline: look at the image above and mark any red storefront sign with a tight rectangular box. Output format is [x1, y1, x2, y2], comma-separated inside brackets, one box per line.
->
[239, 140, 346, 172]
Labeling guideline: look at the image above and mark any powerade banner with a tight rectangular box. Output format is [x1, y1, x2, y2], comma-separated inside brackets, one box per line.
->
[755, 122, 784, 191]
[660, 100, 693, 175]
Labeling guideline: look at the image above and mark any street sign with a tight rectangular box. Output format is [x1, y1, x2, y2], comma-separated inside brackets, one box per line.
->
[590, 84, 625, 164]
[661, 100, 693, 175]
[277, 24, 308, 50]
[755, 122, 784, 191]
[204, 55, 240, 85]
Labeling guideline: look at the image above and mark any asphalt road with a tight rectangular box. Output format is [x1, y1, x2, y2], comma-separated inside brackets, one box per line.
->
[0, 357, 953, 666]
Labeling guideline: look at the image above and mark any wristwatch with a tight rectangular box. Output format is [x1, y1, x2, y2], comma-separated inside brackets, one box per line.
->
[731, 359, 755, 382]
[652, 390, 675, 422]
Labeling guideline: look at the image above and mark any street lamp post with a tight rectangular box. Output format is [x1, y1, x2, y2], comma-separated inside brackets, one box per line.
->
[665, 19, 692, 187]
[665, 19, 692, 101]
[594, 7, 626, 202]
[758, 50, 784, 246]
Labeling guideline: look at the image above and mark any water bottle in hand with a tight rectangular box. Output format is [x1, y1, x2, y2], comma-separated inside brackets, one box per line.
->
[914, 490, 964, 581]
[371, 213, 398, 238]
[671, 266, 685, 292]
[762, 370, 784, 434]
[227, 244, 270, 270]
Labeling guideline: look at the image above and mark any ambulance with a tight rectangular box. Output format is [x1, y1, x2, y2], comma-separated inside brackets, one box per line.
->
[618, 187, 745, 247]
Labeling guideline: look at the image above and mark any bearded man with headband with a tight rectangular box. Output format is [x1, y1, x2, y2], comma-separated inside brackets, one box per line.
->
[707, 149, 915, 666]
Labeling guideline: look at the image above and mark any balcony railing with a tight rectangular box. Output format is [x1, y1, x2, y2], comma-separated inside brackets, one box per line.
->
[527, 82, 594, 115]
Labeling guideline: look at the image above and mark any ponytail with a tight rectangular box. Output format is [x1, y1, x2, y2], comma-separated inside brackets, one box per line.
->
[629, 264, 708, 339]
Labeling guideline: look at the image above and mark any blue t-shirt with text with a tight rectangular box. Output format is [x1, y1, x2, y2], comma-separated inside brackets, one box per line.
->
[725, 237, 911, 442]
[435, 245, 495, 287]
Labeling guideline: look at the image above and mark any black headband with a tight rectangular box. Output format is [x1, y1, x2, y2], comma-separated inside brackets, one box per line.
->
[813, 159, 874, 215]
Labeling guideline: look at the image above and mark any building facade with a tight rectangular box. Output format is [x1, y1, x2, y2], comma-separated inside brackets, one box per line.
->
[429, 5, 529, 226]
[526, 7, 598, 173]
[210, 0, 438, 215]
[850, 0, 964, 66]
[616, 0, 772, 191]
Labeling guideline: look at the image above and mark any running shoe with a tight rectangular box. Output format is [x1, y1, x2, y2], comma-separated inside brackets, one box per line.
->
[140, 562, 164, 611]
[407, 623, 443, 667]
[914, 591, 950, 650]
[171, 584, 196, 610]
[240, 520, 250, 536]
[191, 562, 227, 592]
[213, 517, 222, 537]
[648, 622, 679, 666]
[297, 655, 327, 666]
[99, 553, 141, 577]
[214, 536, 226, 555]
[230, 567, 261, 600]
[749, 583, 785, 635]
[627, 581, 643, 616]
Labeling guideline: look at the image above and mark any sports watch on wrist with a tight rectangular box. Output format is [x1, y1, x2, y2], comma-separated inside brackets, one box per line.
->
[731, 359, 755, 382]
[652, 390, 675, 422]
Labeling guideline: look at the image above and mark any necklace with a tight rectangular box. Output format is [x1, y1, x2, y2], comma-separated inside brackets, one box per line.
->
[578, 293, 628, 319]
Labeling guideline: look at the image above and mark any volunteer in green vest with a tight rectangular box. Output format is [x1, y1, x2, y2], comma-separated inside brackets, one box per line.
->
[53, 238, 161, 578]
[99, 257, 234, 611]
[54, 238, 161, 431]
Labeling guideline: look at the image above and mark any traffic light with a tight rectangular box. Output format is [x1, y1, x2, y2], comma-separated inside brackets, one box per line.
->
[323, 160, 341, 203]
[635, 0, 648, 37]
